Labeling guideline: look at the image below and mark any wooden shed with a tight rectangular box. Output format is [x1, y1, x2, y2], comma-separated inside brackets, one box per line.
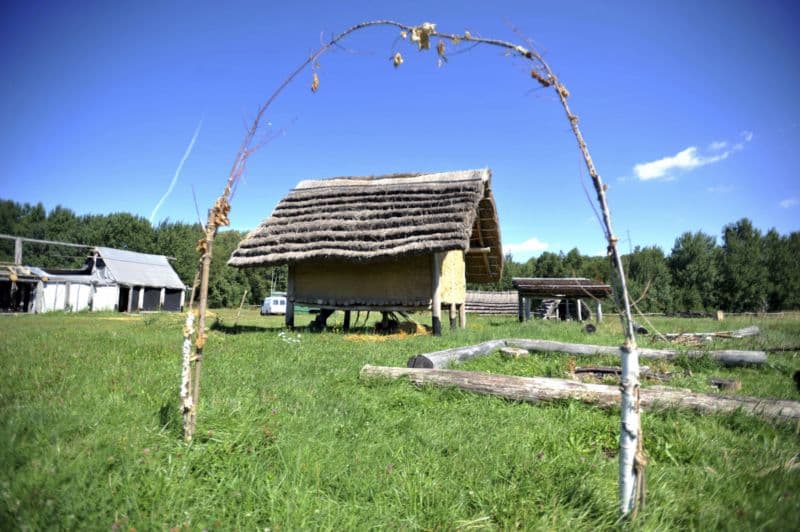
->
[228, 169, 503, 334]
[512, 277, 612, 322]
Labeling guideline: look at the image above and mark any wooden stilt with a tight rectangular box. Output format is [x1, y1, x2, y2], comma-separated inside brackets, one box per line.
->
[518, 293, 524, 323]
[449, 302, 456, 330]
[285, 265, 295, 329]
[431, 253, 442, 336]
[577, 298, 583, 321]
[458, 302, 467, 329]
[343, 310, 351, 332]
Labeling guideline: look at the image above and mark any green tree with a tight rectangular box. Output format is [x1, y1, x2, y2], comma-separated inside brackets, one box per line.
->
[625, 246, 674, 313]
[535, 252, 565, 277]
[562, 247, 584, 277]
[763, 229, 800, 311]
[717, 219, 768, 312]
[154, 220, 204, 285]
[668, 231, 720, 312]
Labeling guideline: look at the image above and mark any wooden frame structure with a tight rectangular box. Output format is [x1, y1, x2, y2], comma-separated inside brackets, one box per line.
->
[512, 277, 611, 323]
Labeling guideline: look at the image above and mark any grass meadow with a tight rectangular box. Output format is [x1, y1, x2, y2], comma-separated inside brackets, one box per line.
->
[1, 309, 799, 530]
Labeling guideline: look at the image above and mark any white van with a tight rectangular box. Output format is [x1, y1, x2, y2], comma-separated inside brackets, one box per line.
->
[260, 296, 287, 315]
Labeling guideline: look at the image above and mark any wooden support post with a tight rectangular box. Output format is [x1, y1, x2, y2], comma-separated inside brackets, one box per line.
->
[14, 238, 22, 265]
[524, 297, 532, 321]
[449, 303, 456, 330]
[596, 302, 603, 323]
[459, 302, 466, 329]
[431, 253, 442, 336]
[518, 293, 524, 323]
[577, 298, 583, 321]
[565, 299, 571, 320]
[285, 265, 295, 329]
[343, 310, 351, 332]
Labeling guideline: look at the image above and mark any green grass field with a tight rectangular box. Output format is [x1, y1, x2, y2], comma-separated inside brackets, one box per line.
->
[1, 309, 798, 530]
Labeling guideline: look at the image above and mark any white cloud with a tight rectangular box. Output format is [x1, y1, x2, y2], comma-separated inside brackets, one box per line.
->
[708, 140, 727, 151]
[634, 132, 752, 181]
[504, 237, 549, 261]
[779, 197, 798, 209]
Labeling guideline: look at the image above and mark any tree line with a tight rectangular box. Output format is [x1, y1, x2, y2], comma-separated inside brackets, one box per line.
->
[2, 199, 797, 312]
[0, 199, 284, 308]
[488, 217, 800, 313]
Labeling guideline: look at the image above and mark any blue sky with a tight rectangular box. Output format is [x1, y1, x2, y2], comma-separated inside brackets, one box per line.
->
[2, 1, 798, 261]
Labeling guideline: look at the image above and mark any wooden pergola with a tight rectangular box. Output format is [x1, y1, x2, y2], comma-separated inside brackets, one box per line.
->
[511, 277, 612, 323]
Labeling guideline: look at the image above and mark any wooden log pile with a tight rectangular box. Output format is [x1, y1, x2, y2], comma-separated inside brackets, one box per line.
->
[407, 338, 768, 368]
[361, 365, 800, 423]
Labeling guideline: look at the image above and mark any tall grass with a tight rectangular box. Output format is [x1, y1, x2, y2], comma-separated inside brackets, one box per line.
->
[1, 310, 798, 529]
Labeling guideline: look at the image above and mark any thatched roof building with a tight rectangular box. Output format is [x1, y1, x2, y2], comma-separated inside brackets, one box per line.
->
[229, 169, 503, 334]
[229, 169, 502, 280]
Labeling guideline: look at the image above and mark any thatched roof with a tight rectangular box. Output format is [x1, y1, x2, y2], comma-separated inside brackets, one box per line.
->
[512, 277, 612, 298]
[229, 169, 503, 283]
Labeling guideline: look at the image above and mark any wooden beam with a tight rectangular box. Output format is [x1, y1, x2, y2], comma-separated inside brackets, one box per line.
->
[466, 247, 491, 254]
[431, 253, 442, 336]
[285, 265, 295, 329]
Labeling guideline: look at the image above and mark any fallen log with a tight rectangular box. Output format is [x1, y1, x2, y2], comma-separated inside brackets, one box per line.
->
[664, 325, 760, 341]
[407, 339, 507, 368]
[360, 365, 800, 423]
[406, 339, 767, 369]
[505, 339, 766, 367]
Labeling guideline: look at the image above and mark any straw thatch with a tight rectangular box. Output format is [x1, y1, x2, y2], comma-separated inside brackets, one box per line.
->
[229, 169, 502, 283]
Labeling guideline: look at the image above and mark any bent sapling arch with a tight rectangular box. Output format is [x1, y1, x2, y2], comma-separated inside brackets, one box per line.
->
[181, 20, 645, 517]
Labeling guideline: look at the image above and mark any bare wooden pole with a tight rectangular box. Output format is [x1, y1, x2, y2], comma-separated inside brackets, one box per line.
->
[234, 289, 249, 327]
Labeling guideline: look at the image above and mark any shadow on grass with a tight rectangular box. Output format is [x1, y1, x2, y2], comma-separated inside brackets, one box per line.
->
[211, 322, 273, 335]
[158, 400, 183, 439]
[209, 321, 384, 336]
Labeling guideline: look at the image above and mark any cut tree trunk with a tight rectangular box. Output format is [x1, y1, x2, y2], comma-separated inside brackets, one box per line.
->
[407, 340, 508, 368]
[360, 365, 800, 423]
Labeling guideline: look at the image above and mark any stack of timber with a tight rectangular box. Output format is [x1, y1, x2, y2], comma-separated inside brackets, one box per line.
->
[465, 290, 518, 315]
[534, 298, 561, 319]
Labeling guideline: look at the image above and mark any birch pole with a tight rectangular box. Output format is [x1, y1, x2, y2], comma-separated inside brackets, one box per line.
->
[180, 19, 645, 516]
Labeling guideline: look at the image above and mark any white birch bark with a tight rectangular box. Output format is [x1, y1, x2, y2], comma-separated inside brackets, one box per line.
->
[180, 311, 195, 434]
